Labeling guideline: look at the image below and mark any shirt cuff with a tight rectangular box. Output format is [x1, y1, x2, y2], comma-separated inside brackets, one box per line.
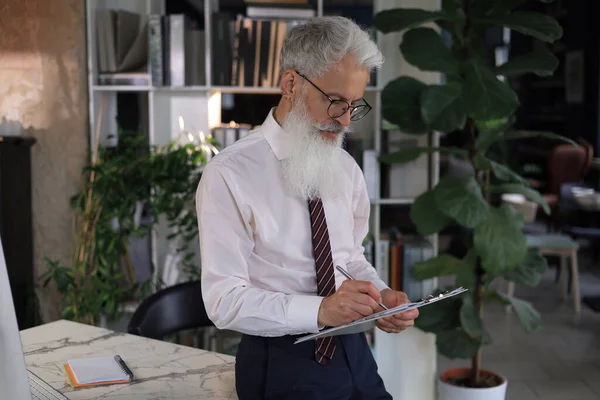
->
[373, 278, 390, 293]
[287, 294, 324, 334]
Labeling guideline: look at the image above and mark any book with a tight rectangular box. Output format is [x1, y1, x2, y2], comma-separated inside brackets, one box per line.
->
[63, 355, 134, 388]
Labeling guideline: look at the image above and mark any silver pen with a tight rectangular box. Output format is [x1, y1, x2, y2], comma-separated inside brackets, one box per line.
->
[335, 265, 389, 310]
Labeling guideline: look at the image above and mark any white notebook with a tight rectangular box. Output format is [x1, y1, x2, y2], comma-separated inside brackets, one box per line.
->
[64, 355, 133, 388]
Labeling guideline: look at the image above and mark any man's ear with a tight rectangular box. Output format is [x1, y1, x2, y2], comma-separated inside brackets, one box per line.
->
[280, 69, 299, 101]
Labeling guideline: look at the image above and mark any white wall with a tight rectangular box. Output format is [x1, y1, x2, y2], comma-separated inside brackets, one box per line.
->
[0, 0, 89, 323]
[373, 0, 440, 398]
[375, 0, 442, 201]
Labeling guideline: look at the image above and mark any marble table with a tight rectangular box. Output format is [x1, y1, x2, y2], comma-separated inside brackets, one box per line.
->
[20, 319, 237, 399]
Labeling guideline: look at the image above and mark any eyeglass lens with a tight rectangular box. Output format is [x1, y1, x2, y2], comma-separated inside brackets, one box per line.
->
[329, 101, 369, 121]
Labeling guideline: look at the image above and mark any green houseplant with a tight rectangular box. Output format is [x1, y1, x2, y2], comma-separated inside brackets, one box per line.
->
[40, 129, 212, 326]
[374, 0, 572, 397]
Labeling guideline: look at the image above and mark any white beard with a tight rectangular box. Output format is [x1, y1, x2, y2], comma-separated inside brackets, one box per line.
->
[280, 98, 350, 200]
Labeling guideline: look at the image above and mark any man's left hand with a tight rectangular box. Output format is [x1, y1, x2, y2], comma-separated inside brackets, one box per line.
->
[375, 289, 419, 334]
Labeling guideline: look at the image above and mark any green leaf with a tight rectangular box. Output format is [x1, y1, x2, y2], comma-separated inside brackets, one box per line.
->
[420, 83, 462, 124]
[437, 13, 466, 39]
[379, 146, 468, 165]
[456, 249, 477, 290]
[462, 60, 519, 120]
[471, 0, 546, 17]
[494, 292, 542, 333]
[436, 328, 481, 359]
[414, 291, 462, 334]
[382, 77, 430, 134]
[412, 254, 465, 280]
[475, 117, 512, 133]
[474, 204, 527, 275]
[478, 12, 563, 43]
[460, 295, 483, 339]
[434, 175, 490, 228]
[374, 9, 451, 34]
[456, 266, 476, 291]
[477, 129, 576, 153]
[441, 0, 461, 13]
[474, 117, 515, 153]
[474, 153, 529, 185]
[400, 28, 460, 74]
[490, 163, 529, 185]
[410, 189, 452, 235]
[496, 50, 559, 77]
[488, 183, 550, 215]
[440, 0, 466, 34]
[430, 94, 467, 132]
[482, 327, 493, 345]
[503, 248, 548, 286]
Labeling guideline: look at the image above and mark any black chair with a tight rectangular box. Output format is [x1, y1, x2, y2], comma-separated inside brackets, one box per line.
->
[127, 280, 214, 341]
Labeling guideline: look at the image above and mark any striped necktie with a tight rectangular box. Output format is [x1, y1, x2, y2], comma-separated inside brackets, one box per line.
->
[308, 197, 336, 365]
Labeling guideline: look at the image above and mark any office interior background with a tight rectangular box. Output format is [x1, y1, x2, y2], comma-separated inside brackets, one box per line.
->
[2, 0, 600, 398]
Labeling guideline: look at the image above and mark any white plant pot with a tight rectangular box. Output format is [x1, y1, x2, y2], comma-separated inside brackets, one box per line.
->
[438, 368, 507, 400]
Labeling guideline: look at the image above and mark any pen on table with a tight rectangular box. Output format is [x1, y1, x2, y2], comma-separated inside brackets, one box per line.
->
[335, 265, 388, 310]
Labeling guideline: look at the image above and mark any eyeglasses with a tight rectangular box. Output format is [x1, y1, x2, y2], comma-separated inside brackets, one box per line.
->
[295, 71, 372, 121]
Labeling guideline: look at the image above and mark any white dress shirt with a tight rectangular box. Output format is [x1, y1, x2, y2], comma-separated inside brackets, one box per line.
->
[196, 109, 388, 337]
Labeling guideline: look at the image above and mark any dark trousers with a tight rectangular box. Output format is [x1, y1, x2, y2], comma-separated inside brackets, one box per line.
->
[235, 332, 392, 400]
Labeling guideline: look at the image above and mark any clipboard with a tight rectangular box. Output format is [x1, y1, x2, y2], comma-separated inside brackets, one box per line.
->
[294, 287, 468, 344]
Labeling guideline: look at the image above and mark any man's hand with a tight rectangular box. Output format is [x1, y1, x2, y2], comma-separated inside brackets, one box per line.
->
[375, 289, 419, 334]
[317, 280, 385, 327]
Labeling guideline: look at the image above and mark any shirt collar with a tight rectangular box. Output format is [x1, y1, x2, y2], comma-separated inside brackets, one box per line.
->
[263, 108, 293, 160]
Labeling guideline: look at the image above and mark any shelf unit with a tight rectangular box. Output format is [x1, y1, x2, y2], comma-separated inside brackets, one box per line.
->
[85, 0, 440, 379]
[85, 0, 441, 396]
[85, 0, 439, 278]
[85, 0, 440, 303]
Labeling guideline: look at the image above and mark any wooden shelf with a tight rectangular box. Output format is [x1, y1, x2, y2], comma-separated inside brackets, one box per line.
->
[211, 86, 282, 94]
[155, 86, 211, 92]
[92, 85, 152, 92]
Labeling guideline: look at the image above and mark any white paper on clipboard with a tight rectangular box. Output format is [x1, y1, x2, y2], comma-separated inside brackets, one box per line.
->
[294, 287, 468, 344]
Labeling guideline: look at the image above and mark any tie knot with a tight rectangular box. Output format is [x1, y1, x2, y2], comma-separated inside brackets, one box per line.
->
[308, 197, 322, 207]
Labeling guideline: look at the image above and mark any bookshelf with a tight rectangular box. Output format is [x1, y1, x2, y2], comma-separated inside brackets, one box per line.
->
[85, 0, 440, 396]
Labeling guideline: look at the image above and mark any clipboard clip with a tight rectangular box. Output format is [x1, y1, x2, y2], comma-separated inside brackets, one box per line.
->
[420, 290, 450, 303]
[419, 287, 467, 304]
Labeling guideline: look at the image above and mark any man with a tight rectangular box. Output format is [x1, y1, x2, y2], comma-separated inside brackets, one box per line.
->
[196, 16, 419, 400]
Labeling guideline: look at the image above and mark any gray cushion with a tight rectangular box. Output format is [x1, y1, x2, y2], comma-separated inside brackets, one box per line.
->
[525, 234, 579, 250]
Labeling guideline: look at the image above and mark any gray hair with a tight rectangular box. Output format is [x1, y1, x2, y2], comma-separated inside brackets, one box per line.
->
[279, 16, 384, 79]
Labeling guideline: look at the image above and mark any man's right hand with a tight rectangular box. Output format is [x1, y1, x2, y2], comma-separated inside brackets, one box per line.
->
[317, 280, 384, 327]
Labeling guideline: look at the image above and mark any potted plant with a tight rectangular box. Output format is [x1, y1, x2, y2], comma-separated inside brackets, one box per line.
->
[40, 128, 213, 326]
[374, 1, 572, 398]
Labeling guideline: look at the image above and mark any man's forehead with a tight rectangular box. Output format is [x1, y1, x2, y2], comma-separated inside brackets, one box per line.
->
[315, 74, 368, 102]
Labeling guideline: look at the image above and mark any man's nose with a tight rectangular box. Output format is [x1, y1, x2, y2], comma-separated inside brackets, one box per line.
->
[334, 111, 352, 127]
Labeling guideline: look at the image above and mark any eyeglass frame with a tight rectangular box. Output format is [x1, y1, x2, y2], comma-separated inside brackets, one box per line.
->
[295, 70, 372, 121]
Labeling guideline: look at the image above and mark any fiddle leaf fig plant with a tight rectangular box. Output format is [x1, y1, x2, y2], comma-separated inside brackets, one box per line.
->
[375, 0, 574, 388]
